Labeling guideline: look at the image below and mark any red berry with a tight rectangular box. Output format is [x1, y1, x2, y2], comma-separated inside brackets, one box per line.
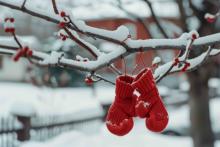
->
[4, 18, 9, 22]
[85, 77, 93, 85]
[59, 22, 65, 28]
[13, 49, 23, 62]
[13, 55, 20, 62]
[62, 36, 67, 41]
[192, 34, 197, 40]
[23, 46, 29, 53]
[181, 63, 190, 72]
[152, 64, 158, 68]
[186, 62, 191, 67]
[206, 17, 215, 23]
[27, 50, 33, 56]
[10, 28, 15, 33]
[173, 58, 179, 66]
[5, 28, 10, 33]
[60, 11, 66, 17]
[10, 18, 15, 23]
[4, 28, 15, 33]
[175, 58, 179, 63]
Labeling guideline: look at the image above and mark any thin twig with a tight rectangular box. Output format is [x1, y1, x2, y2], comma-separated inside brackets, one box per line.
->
[93, 74, 115, 85]
[63, 27, 98, 58]
[21, 0, 27, 9]
[109, 64, 122, 75]
[12, 32, 23, 48]
[51, 0, 59, 14]
[143, 0, 169, 38]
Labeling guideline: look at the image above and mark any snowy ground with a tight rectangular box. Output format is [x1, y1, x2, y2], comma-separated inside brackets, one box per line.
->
[21, 119, 220, 147]
[21, 120, 191, 147]
[165, 98, 220, 137]
[20, 97, 220, 147]
[0, 82, 104, 120]
[0, 82, 219, 147]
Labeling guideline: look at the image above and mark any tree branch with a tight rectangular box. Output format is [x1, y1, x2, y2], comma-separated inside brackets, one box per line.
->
[0, 1, 220, 83]
[143, 0, 169, 38]
[51, 0, 59, 14]
[176, 0, 189, 32]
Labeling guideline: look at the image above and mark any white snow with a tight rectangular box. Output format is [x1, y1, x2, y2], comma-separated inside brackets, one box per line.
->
[20, 117, 220, 147]
[152, 56, 161, 65]
[208, 78, 220, 89]
[39, 51, 64, 65]
[10, 101, 36, 117]
[0, 36, 41, 50]
[60, 45, 126, 71]
[21, 120, 193, 147]
[70, 0, 179, 20]
[179, 81, 190, 92]
[166, 98, 220, 135]
[0, 83, 104, 119]
[73, 21, 130, 42]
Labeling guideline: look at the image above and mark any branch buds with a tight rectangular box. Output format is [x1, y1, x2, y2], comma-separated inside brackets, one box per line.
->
[4, 17, 15, 33]
[84, 77, 93, 86]
[204, 13, 217, 23]
[13, 46, 33, 62]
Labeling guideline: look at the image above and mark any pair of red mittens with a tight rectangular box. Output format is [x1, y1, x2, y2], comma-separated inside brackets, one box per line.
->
[106, 68, 168, 136]
[132, 68, 168, 132]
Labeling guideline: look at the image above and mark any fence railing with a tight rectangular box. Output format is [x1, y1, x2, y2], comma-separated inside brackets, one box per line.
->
[0, 114, 103, 147]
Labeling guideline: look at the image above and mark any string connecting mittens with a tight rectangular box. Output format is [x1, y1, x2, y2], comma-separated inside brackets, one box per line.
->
[132, 68, 169, 132]
[106, 75, 136, 136]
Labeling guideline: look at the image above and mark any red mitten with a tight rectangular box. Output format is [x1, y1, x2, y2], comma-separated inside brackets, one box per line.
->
[132, 68, 168, 132]
[106, 75, 136, 136]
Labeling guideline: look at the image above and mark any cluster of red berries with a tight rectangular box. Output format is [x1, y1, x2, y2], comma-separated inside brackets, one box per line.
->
[181, 62, 191, 72]
[173, 58, 180, 66]
[13, 47, 33, 62]
[58, 11, 67, 28]
[4, 17, 15, 33]
[173, 58, 191, 72]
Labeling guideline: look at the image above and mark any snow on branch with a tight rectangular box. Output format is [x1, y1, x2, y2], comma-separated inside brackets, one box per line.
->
[0, 0, 220, 84]
[1, 0, 220, 50]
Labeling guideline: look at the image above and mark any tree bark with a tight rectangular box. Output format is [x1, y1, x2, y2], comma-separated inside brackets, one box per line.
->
[188, 62, 215, 147]
[187, 1, 219, 147]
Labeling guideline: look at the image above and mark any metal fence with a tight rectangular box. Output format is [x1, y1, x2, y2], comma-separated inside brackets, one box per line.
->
[0, 114, 103, 147]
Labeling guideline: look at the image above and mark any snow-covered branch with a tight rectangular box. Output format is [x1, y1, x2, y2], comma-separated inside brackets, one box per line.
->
[1, 0, 220, 51]
[0, 0, 220, 84]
